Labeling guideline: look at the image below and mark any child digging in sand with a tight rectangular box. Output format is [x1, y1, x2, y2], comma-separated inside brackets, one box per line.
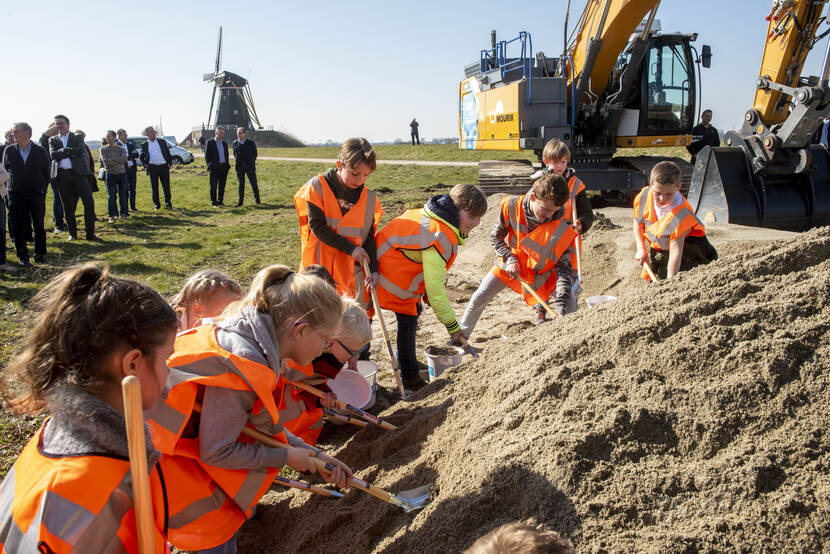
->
[633, 161, 717, 280]
[171, 269, 243, 330]
[375, 183, 487, 391]
[460, 173, 578, 337]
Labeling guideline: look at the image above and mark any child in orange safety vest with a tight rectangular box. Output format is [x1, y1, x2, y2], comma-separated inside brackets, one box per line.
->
[633, 161, 718, 280]
[293, 137, 383, 316]
[0, 263, 179, 554]
[375, 184, 488, 392]
[145, 265, 353, 553]
[460, 173, 578, 337]
[279, 296, 373, 445]
[171, 269, 243, 331]
[531, 139, 594, 313]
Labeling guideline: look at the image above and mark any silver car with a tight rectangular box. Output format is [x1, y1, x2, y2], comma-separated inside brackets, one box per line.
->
[129, 136, 194, 166]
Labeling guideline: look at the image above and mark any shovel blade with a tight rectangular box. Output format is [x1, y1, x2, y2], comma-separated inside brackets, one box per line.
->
[393, 483, 433, 512]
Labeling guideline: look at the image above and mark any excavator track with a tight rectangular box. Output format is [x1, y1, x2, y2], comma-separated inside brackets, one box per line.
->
[477, 160, 537, 196]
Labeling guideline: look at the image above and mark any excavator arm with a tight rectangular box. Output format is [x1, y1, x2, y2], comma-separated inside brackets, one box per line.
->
[688, 0, 830, 231]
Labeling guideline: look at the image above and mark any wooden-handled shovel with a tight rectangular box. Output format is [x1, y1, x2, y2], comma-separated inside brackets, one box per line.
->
[571, 199, 584, 296]
[518, 278, 559, 319]
[293, 381, 396, 430]
[323, 407, 369, 428]
[642, 261, 659, 282]
[121, 376, 155, 554]
[241, 425, 431, 513]
[361, 260, 407, 399]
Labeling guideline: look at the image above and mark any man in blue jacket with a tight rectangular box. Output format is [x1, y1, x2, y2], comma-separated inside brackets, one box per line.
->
[117, 129, 140, 211]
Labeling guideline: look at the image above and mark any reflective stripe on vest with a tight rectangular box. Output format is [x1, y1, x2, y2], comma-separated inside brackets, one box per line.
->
[633, 186, 705, 250]
[376, 212, 457, 264]
[0, 428, 167, 554]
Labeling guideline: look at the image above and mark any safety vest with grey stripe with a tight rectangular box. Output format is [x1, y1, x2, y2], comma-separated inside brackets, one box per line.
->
[376, 214, 458, 301]
[0, 463, 147, 553]
[505, 196, 571, 272]
[310, 176, 377, 245]
[148, 358, 284, 518]
[635, 188, 702, 250]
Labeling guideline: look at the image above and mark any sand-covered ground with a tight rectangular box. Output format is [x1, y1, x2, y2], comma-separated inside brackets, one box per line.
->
[237, 201, 829, 553]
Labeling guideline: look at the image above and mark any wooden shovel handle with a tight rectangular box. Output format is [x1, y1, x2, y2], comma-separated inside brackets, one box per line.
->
[572, 198, 583, 279]
[642, 261, 659, 282]
[240, 425, 393, 502]
[518, 279, 558, 319]
[362, 260, 407, 399]
[121, 376, 155, 554]
[293, 381, 397, 430]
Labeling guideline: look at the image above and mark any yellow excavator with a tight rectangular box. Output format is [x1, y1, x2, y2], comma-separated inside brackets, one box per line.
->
[458, 0, 830, 230]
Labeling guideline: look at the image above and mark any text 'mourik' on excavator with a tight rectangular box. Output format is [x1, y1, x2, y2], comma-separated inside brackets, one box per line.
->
[458, 0, 830, 230]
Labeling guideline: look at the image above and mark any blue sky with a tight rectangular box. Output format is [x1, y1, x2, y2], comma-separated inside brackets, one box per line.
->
[2, 1, 828, 144]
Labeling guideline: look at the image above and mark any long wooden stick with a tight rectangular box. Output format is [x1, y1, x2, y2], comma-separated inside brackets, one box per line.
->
[572, 197, 583, 281]
[274, 475, 343, 498]
[293, 381, 396, 430]
[121, 376, 155, 554]
[518, 279, 559, 319]
[323, 407, 369, 428]
[642, 261, 659, 282]
[362, 260, 407, 399]
[240, 425, 399, 505]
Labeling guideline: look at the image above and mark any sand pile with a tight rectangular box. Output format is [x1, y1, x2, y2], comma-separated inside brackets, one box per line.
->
[239, 226, 830, 552]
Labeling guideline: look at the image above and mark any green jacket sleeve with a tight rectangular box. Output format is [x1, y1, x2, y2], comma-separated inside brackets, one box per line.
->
[422, 246, 460, 334]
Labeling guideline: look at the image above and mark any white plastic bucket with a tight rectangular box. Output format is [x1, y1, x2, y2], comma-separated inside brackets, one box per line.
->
[327, 370, 372, 410]
[354, 360, 378, 409]
[425, 345, 465, 382]
[585, 295, 617, 309]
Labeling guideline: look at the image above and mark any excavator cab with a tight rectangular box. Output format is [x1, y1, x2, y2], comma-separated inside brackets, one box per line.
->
[613, 33, 697, 148]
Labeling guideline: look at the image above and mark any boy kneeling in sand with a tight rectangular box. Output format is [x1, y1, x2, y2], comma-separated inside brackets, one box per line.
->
[460, 173, 578, 338]
[633, 161, 717, 280]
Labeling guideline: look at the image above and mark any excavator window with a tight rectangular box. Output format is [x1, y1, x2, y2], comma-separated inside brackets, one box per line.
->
[640, 40, 695, 135]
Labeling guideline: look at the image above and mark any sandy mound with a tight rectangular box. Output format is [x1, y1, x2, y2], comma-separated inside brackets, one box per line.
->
[237, 217, 830, 552]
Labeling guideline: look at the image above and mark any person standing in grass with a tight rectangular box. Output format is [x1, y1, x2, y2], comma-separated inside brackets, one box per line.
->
[232, 127, 259, 206]
[205, 127, 230, 207]
[99, 130, 128, 223]
[293, 137, 382, 317]
[140, 126, 173, 211]
[117, 129, 140, 212]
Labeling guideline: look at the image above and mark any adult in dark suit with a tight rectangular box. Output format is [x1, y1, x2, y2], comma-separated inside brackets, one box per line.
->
[38, 124, 66, 233]
[232, 127, 259, 206]
[117, 128, 140, 211]
[139, 126, 173, 210]
[49, 115, 97, 241]
[3, 123, 50, 265]
[205, 127, 230, 207]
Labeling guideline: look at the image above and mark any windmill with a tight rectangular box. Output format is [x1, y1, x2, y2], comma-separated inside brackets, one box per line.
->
[202, 27, 262, 130]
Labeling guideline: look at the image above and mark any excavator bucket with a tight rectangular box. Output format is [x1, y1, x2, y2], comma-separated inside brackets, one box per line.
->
[688, 145, 830, 231]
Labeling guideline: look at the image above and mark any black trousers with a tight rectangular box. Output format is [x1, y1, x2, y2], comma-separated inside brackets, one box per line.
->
[148, 164, 172, 208]
[210, 164, 230, 204]
[395, 301, 423, 378]
[411, 131, 420, 145]
[9, 194, 46, 262]
[236, 166, 259, 203]
[125, 166, 138, 210]
[56, 169, 95, 238]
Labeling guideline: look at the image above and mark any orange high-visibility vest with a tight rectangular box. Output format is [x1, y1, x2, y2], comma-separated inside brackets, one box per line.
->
[294, 174, 383, 306]
[0, 425, 169, 554]
[375, 209, 459, 316]
[274, 360, 324, 446]
[633, 186, 706, 280]
[562, 174, 585, 223]
[146, 324, 287, 551]
[490, 194, 577, 305]
[565, 175, 585, 269]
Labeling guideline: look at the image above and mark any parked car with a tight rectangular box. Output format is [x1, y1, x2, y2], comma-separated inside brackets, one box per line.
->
[129, 136, 194, 166]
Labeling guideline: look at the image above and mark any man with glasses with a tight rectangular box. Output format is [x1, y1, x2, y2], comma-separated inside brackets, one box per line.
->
[48, 114, 97, 241]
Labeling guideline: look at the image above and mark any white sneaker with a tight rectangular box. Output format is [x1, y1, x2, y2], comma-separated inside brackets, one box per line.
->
[0, 263, 17, 273]
[108, 217, 116, 223]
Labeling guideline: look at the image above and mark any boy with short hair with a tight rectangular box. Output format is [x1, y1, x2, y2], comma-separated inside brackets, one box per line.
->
[460, 173, 578, 337]
[465, 518, 575, 554]
[633, 160, 717, 279]
[539, 139, 593, 234]
[375, 183, 487, 391]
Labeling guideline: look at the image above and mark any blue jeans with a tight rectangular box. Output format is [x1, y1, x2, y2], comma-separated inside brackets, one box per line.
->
[105, 172, 128, 217]
[1, 198, 7, 265]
